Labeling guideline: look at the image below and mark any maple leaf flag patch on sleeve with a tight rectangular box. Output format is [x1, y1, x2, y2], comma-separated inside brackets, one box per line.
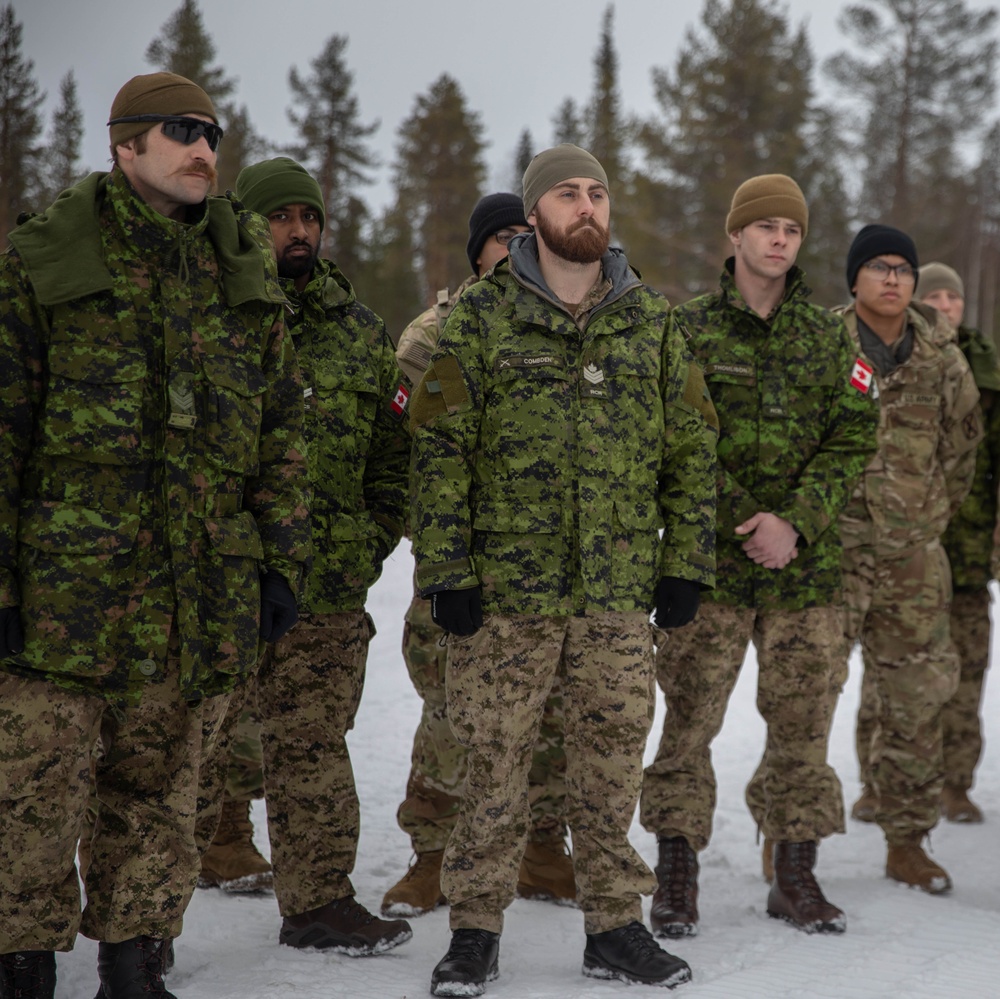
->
[850, 357, 874, 394]
[391, 383, 410, 417]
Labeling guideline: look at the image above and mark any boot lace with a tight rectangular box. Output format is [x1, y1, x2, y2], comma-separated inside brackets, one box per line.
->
[447, 929, 496, 962]
[615, 921, 663, 956]
[656, 838, 698, 910]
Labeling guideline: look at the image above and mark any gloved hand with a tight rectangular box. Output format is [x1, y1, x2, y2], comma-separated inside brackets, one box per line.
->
[0, 606, 24, 658]
[259, 571, 298, 643]
[653, 576, 701, 630]
[431, 587, 483, 637]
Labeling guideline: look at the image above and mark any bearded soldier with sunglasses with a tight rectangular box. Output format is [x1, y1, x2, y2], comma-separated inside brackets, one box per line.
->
[0, 73, 311, 999]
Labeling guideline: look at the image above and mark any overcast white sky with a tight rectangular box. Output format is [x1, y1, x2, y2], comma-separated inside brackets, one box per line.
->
[16, 0, 1000, 210]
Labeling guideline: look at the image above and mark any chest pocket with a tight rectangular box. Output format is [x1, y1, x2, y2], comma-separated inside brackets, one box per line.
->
[309, 366, 381, 448]
[484, 358, 571, 449]
[203, 355, 268, 474]
[41, 345, 146, 465]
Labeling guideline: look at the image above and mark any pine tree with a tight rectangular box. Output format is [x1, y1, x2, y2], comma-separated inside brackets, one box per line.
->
[215, 104, 270, 196]
[0, 3, 44, 233]
[510, 128, 534, 196]
[551, 97, 584, 146]
[826, 0, 997, 231]
[357, 202, 423, 340]
[286, 34, 379, 258]
[633, 0, 831, 301]
[588, 5, 625, 186]
[392, 73, 486, 302]
[38, 71, 84, 206]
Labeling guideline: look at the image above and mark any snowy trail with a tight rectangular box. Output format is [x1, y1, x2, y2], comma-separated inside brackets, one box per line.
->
[54, 545, 1000, 997]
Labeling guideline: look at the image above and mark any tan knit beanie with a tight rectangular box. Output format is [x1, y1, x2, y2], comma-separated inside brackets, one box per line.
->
[918, 262, 964, 299]
[108, 72, 217, 155]
[726, 174, 808, 238]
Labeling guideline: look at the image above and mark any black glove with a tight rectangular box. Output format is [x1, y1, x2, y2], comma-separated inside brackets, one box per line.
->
[0, 606, 24, 658]
[260, 571, 298, 643]
[431, 588, 483, 637]
[653, 576, 700, 630]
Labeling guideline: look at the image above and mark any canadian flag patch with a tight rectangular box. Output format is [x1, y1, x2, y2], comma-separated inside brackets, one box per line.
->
[391, 383, 410, 417]
[850, 357, 874, 394]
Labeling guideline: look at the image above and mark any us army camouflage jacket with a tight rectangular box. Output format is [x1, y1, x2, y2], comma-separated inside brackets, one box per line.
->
[674, 264, 879, 611]
[941, 325, 1000, 588]
[837, 303, 982, 555]
[0, 170, 311, 704]
[409, 232, 718, 617]
[286, 258, 409, 613]
[396, 275, 476, 389]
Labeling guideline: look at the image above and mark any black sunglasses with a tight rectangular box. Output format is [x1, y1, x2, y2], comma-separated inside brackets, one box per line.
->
[107, 114, 224, 152]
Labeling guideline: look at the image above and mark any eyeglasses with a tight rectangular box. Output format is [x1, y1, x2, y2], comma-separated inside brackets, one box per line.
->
[107, 114, 224, 152]
[494, 229, 521, 246]
[863, 259, 916, 283]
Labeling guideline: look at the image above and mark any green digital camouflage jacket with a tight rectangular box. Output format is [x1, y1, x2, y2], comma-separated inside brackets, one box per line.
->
[409, 233, 718, 617]
[0, 170, 311, 705]
[837, 303, 983, 555]
[674, 263, 880, 611]
[941, 325, 1000, 588]
[286, 257, 409, 613]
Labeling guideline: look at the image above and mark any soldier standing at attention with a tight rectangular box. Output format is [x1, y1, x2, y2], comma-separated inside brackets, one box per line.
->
[409, 144, 718, 996]
[837, 226, 981, 893]
[232, 158, 413, 955]
[640, 175, 879, 939]
[0, 74, 310, 999]
[382, 193, 577, 918]
[851, 260, 1000, 826]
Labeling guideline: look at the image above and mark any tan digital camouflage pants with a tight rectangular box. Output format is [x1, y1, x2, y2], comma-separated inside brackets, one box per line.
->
[640, 602, 846, 852]
[396, 592, 568, 853]
[442, 612, 656, 936]
[855, 584, 988, 794]
[255, 611, 372, 916]
[0, 665, 231, 951]
[844, 541, 960, 842]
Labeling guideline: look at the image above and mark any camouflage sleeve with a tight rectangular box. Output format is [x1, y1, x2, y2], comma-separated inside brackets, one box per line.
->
[773, 322, 880, 545]
[658, 318, 718, 587]
[243, 309, 312, 597]
[939, 342, 984, 517]
[396, 305, 439, 389]
[409, 297, 483, 596]
[0, 253, 45, 608]
[365, 325, 411, 559]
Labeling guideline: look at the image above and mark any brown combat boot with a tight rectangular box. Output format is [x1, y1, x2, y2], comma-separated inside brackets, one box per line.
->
[886, 837, 952, 894]
[940, 785, 984, 824]
[762, 837, 775, 883]
[381, 850, 447, 917]
[650, 836, 699, 938]
[850, 784, 878, 822]
[516, 839, 577, 904]
[279, 895, 412, 955]
[767, 841, 846, 934]
[198, 795, 273, 894]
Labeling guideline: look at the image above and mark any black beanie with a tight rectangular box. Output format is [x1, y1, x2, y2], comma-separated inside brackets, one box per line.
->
[466, 193, 528, 273]
[846, 224, 919, 294]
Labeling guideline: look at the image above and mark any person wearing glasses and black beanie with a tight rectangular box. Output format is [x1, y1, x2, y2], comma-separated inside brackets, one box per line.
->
[0, 72, 311, 999]
[836, 224, 982, 896]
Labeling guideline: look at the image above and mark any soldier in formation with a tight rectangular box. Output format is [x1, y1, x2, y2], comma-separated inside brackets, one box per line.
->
[0, 74, 310, 999]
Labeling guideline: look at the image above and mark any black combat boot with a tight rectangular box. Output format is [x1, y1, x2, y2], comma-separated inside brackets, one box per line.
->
[650, 835, 700, 937]
[279, 895, 412, 955]
[430, 929, 500, 997]
[95, 937, 176, 998]
[583, 921, 692, 988]
[767, 840, 846, 933]
[0, 950, 56, 999]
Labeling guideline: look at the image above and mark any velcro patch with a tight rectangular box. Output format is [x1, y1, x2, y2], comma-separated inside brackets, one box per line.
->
[850, 357, 873, 394]
[390, 383, 410, 419]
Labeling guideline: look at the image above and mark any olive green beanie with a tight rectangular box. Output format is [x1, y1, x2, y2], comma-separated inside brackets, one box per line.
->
[726, 174, 808, 237]
[918, 261, 964, 299]
[236, 157, 326, 231]
[108, 72, 217, 155]
[521, 144, 609, 217]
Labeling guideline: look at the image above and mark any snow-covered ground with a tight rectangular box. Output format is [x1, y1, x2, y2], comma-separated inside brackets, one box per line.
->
[55, 544, 1000, 998]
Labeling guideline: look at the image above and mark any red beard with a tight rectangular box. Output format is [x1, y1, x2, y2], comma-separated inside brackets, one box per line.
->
[534, 210, 610, 264]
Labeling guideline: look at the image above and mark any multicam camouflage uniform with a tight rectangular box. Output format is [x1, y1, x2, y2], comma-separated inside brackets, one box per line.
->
[395, 278, 568, 854]
[854, 324, 1000, 795]
[839, 303, 982, 842]
[253, 257, 410, 916]
[640, 264, 879, 851]
[409, 232, 717, 935]
[0, 170, 310, 951]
